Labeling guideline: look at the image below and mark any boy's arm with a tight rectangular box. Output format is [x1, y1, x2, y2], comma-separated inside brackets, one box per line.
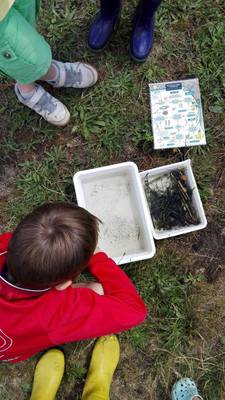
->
[41, 252, 147, 345]
[72, 281, 104, 295]
[87, 252, 143, 303]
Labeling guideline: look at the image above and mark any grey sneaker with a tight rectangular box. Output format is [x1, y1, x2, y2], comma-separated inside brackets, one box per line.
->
[15, 84, 70, 126]
[50, 60, 98, 88]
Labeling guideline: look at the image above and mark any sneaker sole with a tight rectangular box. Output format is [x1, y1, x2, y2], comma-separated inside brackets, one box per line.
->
[130, 51, 149, 63]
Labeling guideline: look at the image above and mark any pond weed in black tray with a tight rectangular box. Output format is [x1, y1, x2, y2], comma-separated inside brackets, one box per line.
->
[144, 169, 200, 231]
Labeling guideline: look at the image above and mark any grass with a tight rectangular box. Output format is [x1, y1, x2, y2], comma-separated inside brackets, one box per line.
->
[65, 364, 87, 384]
[123, 253, 225, 398]
[124, 252, 198, 355]
[0, 0, 225, 399]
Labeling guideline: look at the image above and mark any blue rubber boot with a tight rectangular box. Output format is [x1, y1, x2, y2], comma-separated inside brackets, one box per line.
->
[130, 0, 162, 62]
[88, 0, 122, 51]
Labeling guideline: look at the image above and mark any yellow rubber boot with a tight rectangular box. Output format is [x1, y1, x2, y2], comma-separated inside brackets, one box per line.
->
[81, 335, 120, 400]
[30, 349, 65, 400]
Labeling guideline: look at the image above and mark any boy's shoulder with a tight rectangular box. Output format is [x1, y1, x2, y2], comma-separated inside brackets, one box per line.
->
[0, 1, 15, 21]
[0, 232, 12, 253]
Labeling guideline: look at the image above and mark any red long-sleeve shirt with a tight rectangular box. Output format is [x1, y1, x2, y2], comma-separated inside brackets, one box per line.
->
[0, 233, 147, 363]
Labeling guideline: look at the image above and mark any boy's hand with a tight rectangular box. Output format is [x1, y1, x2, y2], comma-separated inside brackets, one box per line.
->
[72, 282, 104, 295]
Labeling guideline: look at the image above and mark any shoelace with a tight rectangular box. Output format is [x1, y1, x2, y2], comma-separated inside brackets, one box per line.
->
[64, 63, 82, 86]
[35, 91, 57, 114]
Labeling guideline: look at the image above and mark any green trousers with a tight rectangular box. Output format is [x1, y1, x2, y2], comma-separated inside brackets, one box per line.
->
[0, 0, 52, 83]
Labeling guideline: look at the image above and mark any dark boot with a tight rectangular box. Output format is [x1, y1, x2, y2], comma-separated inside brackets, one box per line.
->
[130, 0, 162, 62]
[88, 0, 122, 51]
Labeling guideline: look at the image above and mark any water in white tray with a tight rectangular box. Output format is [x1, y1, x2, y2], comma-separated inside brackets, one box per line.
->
[83, 173, 144, 258]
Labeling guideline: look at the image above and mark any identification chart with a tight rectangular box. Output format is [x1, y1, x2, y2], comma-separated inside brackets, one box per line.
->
[149, 79, 206, 149]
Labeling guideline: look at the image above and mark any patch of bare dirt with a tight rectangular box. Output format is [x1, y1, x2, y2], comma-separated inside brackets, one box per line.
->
[195, 275, 225, 343]
[191, 222, 225, 281]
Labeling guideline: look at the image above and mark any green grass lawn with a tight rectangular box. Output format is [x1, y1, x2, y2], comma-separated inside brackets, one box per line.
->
[0, 0, 225, 399]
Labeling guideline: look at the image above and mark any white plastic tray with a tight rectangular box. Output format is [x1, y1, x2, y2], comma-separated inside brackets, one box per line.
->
[140, 159, 207, 239]
[73, 162, 156, 264]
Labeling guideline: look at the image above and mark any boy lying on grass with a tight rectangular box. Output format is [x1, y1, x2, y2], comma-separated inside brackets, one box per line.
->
[0, 202, 146, 363]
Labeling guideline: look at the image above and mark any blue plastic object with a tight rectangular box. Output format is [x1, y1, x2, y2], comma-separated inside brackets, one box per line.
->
[171, 378, 203, 400]
[130, 0, 161, 62]
[88, 0, 121, 51]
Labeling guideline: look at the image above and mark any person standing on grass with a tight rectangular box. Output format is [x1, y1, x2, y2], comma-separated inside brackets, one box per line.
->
[88, 0, 162, 62]
[0, 0, 98, 126]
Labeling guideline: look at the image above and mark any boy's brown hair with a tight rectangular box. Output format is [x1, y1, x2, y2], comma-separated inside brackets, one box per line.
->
[7, 203, 99, 289]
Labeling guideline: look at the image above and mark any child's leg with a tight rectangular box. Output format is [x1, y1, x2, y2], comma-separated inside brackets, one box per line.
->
[130, 0, 162, 62]
[10, 0, 98, 89]
[0, 7, 71, 125]
[81, 336, 120, 400]
[0, 2, 98, 125]
[0, 4, 51, 84]
[30, 348, 65, 400]
[88, 0, 122, 51]
[0, 4, 70, 126]
[12, 0, 57, 91]
[13, 0, 40, 27]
